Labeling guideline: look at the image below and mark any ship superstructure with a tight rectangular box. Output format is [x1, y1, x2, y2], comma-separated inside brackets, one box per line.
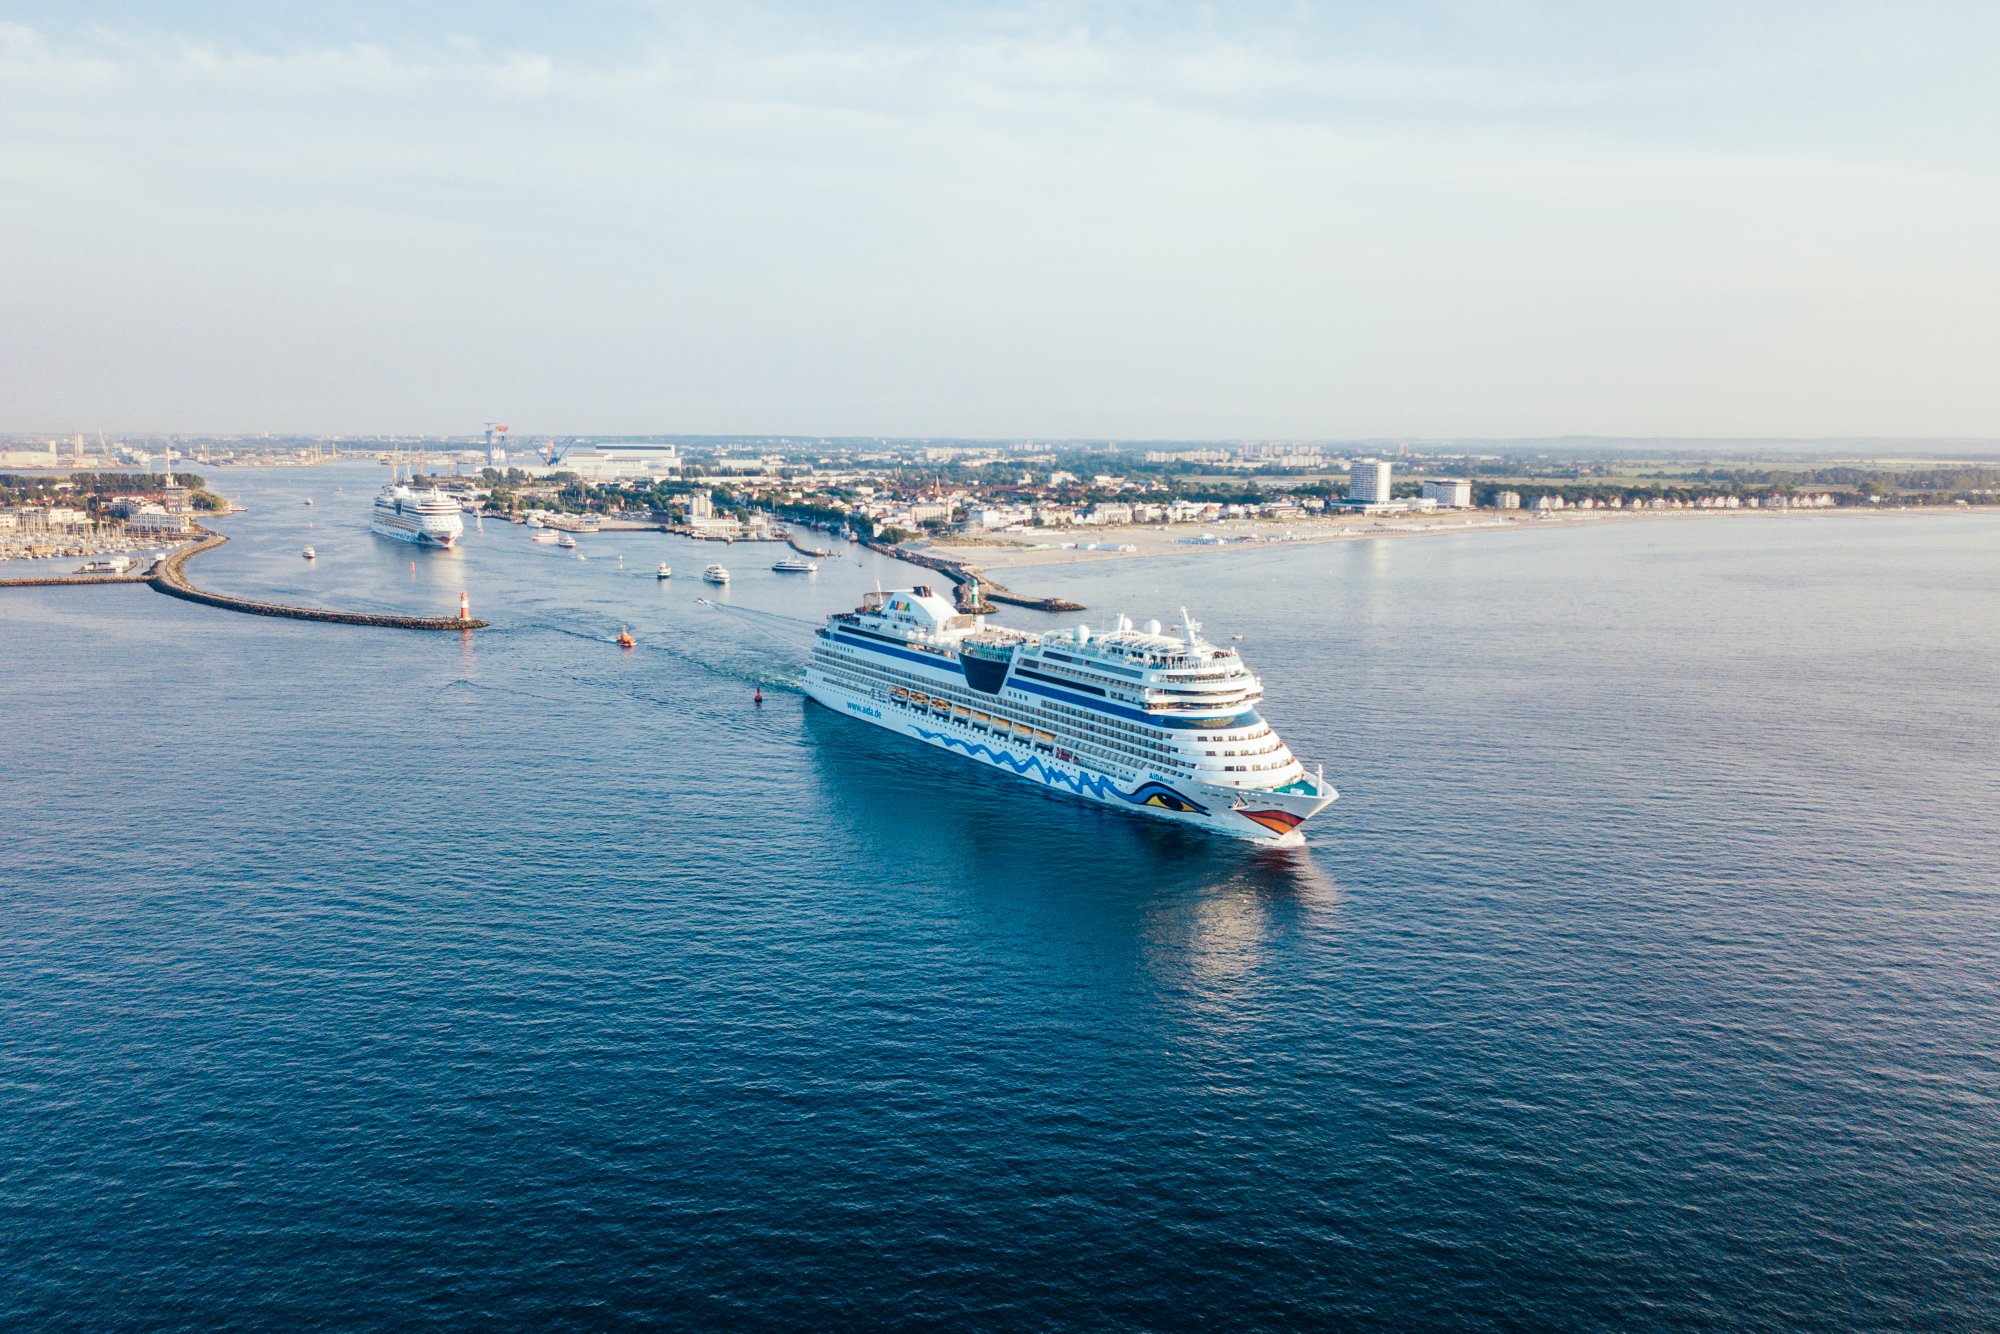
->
[804, 587, 1335, 844]
[371, 484, 464, 548]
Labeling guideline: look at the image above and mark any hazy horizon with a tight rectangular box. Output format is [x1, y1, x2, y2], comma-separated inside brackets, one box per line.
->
[5, 2, 1997, 440]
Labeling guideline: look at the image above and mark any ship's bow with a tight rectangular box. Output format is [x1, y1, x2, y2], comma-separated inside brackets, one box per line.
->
[1218, 772, 1338, 845]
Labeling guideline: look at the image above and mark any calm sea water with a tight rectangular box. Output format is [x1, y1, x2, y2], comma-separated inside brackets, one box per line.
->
[4, 465, 1997, 1329]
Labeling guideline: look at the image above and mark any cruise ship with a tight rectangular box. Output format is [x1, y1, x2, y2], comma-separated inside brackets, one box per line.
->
[804, 587, 1336, 844]
[371, 484, 464, 548]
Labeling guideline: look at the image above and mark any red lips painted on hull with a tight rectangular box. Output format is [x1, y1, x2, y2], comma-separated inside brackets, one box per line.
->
[1238, 808, 1304, 836]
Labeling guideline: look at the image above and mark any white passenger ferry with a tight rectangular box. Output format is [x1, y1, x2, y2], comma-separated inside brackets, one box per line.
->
[804, 587, 1335, 844]
[371, 484, 464, 548]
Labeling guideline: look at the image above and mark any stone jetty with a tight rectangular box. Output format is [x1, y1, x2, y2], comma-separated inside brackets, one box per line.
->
[147, 531, 487, 630]
[862, 539, 1084, 613]
[4, 531, 487, 630]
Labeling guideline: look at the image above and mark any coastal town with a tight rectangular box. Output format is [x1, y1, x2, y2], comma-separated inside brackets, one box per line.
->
[5, 432, 1996, 573]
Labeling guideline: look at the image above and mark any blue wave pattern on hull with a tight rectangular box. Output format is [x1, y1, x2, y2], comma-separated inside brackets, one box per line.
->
[910, 726, 1209, 815]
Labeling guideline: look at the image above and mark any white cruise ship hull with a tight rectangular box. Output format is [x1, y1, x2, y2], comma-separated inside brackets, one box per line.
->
[804, 674, 1333, 846]
[370, 518, 457, 548]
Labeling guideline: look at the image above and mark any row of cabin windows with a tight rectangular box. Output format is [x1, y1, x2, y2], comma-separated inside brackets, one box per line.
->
[821, 645, 1293, 780]
[820, 650, 1175, 777]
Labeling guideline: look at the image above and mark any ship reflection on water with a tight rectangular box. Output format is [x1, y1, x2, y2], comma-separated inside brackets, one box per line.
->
[800, 702, 1342, 969]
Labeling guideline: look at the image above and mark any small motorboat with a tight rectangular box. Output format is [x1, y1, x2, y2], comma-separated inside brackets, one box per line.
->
[303, 498, 314, 507]
[656, 563, 673, 580]
[616, 626, 635, 649]
[301, 547, 316, 560]
[703, 564, 730, 585]
[771, 557, 818, 573]
[556, 533, 577, 549]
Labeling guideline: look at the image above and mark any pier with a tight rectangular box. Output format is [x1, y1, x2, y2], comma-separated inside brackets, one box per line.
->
[785, 530, 834, 559]
[3, 530, 486, 630]
[147, 531, 487, 630]
[863, 539, 1085, 612]
[0, 569, 152, 589]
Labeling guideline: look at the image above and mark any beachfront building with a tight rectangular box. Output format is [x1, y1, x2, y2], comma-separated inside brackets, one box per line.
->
[970, 505, 1034, 529]
[1496, 491, 1522, 510]
[1350, 458, 1393, 504]
[1421, 479, 1473, 508]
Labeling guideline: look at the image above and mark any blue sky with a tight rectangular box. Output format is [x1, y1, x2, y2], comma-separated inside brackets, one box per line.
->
[4, 2, 1997, 438]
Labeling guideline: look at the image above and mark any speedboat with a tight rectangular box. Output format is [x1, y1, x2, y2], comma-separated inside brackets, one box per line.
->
[302, 547, 316, 560]
[772, 557, 818, 573]
[703, 564, 730, 584]
[557, 533, 578, 549]
[656, 563, 673, 579]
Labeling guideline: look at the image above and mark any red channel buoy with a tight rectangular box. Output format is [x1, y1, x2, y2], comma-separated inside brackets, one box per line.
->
[753, 686, 764, 705]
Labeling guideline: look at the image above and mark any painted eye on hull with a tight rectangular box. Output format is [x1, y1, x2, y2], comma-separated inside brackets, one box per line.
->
[1123, 781, 1208, 816]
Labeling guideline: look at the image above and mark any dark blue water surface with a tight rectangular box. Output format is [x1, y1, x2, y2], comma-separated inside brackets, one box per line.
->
[4, 465, 1998, 1329]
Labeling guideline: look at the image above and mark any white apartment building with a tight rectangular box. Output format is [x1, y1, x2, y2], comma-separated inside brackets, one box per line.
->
[1421, 479, 1473, 508]
[1350, 458, 1392, 504]
[127, 507, 191, 535]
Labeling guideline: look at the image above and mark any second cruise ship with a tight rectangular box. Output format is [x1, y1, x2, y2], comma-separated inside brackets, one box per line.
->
[371, 483, 465, 548]
[804, 587, 1336, 844]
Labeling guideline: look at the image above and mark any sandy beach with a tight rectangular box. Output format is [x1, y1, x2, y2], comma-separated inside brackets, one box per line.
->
[914, 505, 1929, 573]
